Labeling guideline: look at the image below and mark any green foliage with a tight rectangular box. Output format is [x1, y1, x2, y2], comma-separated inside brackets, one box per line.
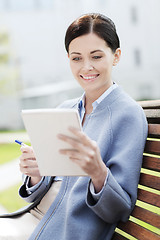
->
[0, 139, 29, 212]
[0, 32, 9, 45]
[0, 142, 30, 165]
[0, 183, 28, 212]
[0, 129, 26, 133]
[0, 143, 21, 165]
[0, 54, 9, 64]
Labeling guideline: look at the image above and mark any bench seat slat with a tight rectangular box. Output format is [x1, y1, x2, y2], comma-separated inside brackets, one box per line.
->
[117, 221, 160, 240]
[112, 232, 128, 240]
[131, 206, 160, 229]
[139, 173, 160, 190]
[144, 140, 160, 155]
[137, 189, 160, 207]
[148, 124, 160, 137]
[142, 155, 160, 172]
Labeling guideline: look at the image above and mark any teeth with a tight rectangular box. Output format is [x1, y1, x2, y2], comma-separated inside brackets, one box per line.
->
[82, 75, 98, 80]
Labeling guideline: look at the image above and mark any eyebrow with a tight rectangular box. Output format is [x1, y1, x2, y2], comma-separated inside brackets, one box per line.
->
[70, 50, 103, 55]
[90, 50, 103, 54]
[70, 52, 81, 55]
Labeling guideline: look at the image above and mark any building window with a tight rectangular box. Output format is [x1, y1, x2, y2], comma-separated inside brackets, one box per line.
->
[131, 6, 138, 23]
[134, 49, 141, 66]
[2, 0, 11, 10]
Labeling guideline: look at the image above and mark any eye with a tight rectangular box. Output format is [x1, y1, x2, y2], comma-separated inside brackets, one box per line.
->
[72, 57, 81, 61]
[92, 56, 102, 59]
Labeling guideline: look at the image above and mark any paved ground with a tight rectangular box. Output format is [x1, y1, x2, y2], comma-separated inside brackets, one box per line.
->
[0, 205, 7, 213]
[0, 132, 30, 213]
[0, 158, 22, 192]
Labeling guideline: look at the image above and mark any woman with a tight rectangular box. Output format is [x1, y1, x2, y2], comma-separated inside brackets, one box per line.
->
[0, 13, 148, 240]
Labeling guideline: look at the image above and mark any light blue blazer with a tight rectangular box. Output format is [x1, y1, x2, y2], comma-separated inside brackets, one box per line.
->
[19, 86, 148, 240]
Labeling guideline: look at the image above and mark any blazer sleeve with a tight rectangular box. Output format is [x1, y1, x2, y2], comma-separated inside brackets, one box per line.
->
[86, 104, 148, 223]
[19, 176, 51, 203]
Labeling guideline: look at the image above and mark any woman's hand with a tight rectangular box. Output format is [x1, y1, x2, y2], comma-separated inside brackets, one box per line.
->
[19, 145, 42, 186]
[58, 127, 107, 193]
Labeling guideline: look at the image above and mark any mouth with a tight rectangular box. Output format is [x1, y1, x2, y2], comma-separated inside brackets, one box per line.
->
[80, 74, 99, 82]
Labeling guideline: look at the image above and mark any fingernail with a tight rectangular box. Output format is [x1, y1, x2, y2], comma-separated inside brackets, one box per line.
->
[57, 134, 63, 138]
[69, 126, 75, 131]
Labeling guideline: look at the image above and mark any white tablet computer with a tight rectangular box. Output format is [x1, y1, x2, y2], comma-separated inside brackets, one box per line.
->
[21, 109, 87, 176]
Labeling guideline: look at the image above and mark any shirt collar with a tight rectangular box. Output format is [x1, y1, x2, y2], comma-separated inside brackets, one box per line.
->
[78, 83, 118, 111]
[78, 93, 85, 109]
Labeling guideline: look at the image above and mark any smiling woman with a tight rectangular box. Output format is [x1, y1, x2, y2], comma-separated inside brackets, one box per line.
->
[65, 14, 121, 108]
[0, 13, 148, 240]
[68, 33, 121, 106]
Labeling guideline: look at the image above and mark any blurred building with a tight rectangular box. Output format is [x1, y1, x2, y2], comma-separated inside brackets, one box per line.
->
[0, 0, 159, 129]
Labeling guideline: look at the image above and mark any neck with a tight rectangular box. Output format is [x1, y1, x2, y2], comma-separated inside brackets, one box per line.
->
[85, 82, 113, 108]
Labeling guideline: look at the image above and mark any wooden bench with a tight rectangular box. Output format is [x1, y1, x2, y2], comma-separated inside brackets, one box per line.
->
[112, 100, 160, 240]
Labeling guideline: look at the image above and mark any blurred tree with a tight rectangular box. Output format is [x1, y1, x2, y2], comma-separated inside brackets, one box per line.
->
[0, 27, 20, 96]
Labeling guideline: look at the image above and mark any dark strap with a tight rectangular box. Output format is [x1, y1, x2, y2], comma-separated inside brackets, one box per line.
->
[0, 177, 54, 218]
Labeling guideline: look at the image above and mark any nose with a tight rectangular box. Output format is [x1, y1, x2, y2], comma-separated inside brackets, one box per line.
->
[82, 60, 94, 71]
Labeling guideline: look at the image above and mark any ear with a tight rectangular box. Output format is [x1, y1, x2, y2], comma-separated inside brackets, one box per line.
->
[113, 48, 121, 66]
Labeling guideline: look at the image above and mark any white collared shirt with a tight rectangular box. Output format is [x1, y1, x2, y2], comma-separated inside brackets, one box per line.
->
[78, 83, 118, 121]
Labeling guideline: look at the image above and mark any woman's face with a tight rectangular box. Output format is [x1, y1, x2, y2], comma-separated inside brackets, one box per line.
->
[68, 33, 121, 96]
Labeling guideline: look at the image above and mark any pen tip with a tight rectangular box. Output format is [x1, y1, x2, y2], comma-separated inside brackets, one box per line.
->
[15, 140, 22, 145]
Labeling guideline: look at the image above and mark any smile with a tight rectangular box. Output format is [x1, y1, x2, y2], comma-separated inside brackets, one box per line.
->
[80, 74, 99, 81]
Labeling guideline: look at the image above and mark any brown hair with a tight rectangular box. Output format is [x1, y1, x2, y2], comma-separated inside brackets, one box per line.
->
[65, 13, 120, 53]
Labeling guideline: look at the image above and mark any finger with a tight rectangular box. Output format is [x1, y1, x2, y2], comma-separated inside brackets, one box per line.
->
[68, 127, 97, 149]
[68, 155, 95, 175]
[59, 147, 95, 160]
[27, 168, 41, 178]
[20, 165, 40, 177]
[58, 134, 97, 159]
[58, 135, 90, 156]
[58, 129, 90, 148]
[60, 148, 81, 158]
[20, 145, 33, 153]
[20, 158, 38, 169]
[20, 152, 36, 161]
[58, 134, 81, 147]
[58, 133, 81, 143]
[60, 150, 89, 168]
[19, 159, 39, 172]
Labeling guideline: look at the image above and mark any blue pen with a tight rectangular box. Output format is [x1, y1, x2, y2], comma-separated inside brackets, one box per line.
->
[15, 140, 26, 147]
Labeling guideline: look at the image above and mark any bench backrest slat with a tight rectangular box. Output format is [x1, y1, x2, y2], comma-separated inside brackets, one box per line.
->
[137, 188, 160, 208]
[118, 221, 160, 240]
[142, 155, 160, 172]
[144, 140, 160, 155]
[143, 109, 160, 121]
[148, 124, 160, 137]
[131, 205, 160, 229]
[112, 100, 160, 240]
[139, 173, 160, 190]
[112, 232, 128, 240]
[138, 100, 160, 109]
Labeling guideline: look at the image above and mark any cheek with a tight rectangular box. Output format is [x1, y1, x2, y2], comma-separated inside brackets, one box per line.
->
[99, 59, 113, 73]
[69, 62, 75, 73]
[96, 63, 108, 74]
[70, 63, 80, 76]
